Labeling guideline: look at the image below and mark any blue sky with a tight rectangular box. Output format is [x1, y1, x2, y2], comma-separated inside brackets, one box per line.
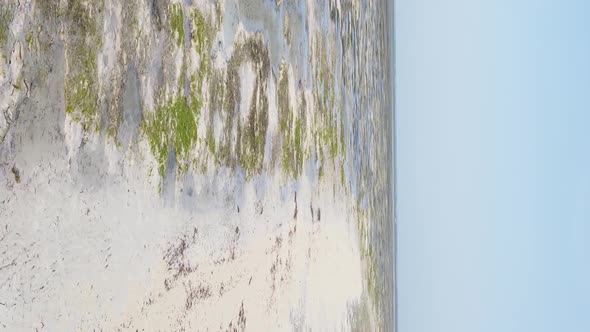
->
[395, 0, 590, 331]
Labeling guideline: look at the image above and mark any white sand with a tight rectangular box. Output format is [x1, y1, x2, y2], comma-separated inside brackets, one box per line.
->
[0, 138, 362, 330]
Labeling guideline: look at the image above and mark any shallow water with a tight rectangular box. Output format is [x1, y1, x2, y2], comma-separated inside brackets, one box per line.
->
[336, 0, 394, 329]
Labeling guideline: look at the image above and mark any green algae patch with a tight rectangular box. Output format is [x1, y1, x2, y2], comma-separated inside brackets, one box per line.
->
[319, 112, 340, 163]
[214, 1, 223, 31]
[202, 34, 270, 177]
[36, 0, 60, 20]
[169, 3, 184, 47]
[190, 7, 215, 99]
[143, 95, 200, 177]
[192, 17, 213, 102]
[277, 61, 296, 177]
[145, 13, 271, 180]
[25, 31, 34, 49]
[205, 69, 224, 165]
[294, 117, 303, 175]
[64, 49, 99, 130]
[0, 5, 12, 47]
[275, 61, 306, 179]
[143, 6, 218, 177]
[191, 8, 214, 54]
[303, 33, 347, 183]
[64, 0, 103, 131]
[277, 62, 291, 134]
[236, 38, 271, 178]
[239, 74, 269, 178]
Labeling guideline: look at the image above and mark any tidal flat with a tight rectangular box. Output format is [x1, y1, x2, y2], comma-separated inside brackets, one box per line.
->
[0, 0, 393, 330]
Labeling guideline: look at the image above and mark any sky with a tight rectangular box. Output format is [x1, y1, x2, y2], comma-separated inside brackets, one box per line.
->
[395, 1, 590, 331]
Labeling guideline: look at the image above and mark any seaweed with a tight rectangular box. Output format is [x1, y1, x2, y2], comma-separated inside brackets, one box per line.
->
[63, 0, 103, 131]
[0, 6, 13, 47]
[169, 3, 184, 47]
[143, 95, 200, 177]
